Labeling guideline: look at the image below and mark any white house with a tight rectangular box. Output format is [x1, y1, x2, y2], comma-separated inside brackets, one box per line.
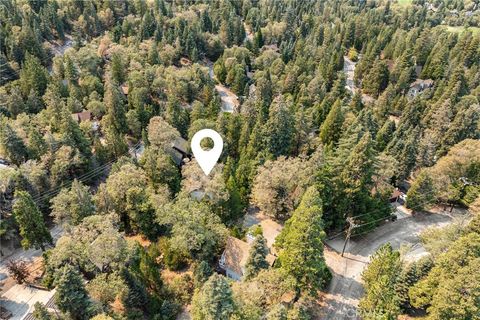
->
[407, 79, 434, 98]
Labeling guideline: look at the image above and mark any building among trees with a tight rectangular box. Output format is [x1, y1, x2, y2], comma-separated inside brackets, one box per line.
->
[219, 236, 275, 281]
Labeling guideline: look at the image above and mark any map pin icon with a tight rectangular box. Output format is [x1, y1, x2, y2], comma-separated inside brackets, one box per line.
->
[191, 129, 223, 176]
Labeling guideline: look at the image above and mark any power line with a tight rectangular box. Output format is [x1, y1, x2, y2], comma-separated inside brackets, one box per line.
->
[347, 184, 443, 224]
[333, 178, 466, 255]
[31, 142, 142, 204]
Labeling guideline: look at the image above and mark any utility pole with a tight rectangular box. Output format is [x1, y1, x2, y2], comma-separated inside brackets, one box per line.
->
[341, 217, 357, 257]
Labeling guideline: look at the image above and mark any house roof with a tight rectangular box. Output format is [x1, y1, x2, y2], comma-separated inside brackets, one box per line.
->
[169, 148, 184, 166]
[409, 79, 434, 88]
[221, 236, 275, 278]
[259, 219, 283, 252]
[172, 136, 189, 154]
[120, 83, 129, 95]
[71, 111, 92, 122]
[390, 188, 403, 200]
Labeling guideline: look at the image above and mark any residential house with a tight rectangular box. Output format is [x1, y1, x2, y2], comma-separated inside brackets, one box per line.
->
[407, 79, 434, 98]
[389, 188, 406, 204]
[0, 158, 12, 171]
[71, 110, 92, 123]
[120, 83, 129, 96]
[343, 56, 357, 93]
[219, 236, 276, 281]
[71, 110, 99, 131]
[246, 218, 283, 255]
[169, 136, 190, 166]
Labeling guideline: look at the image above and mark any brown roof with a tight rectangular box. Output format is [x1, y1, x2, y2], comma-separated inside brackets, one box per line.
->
[180, 57, 192, 66]
[120, 83, 129, 95]
[390, 188, 404, 201]
[259, 219, 283, 252]
[221, 236, 275, 277]
[71, 111, 92, 122]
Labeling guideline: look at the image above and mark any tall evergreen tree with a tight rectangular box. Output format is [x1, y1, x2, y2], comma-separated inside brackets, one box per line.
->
[263, 98, 295, 157]
[359, 243, 402, 320]
[362, 59, 389, 97]
[191, 274, 234, 320]
[19, 53, 48, 97]
[0, 118, 28, 165]
[54, 265, 93, 320]
[276, 187, 331, 295]
[319, 99, 344, 148]
[406, 169, 436, 212]
[13, 190, 52, 250]
[104, 80, 127, 134]
[244, 235, 269, 280]
[110, 53, 125, 84]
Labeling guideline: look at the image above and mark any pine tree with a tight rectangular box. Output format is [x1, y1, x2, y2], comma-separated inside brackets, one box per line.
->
[104, 80, 127, 134]
[244, 235, 269, 280]
[276, 187, 331, 295]
[110, 53, 125, 84]
[140, 10, 156, 39]
[359, 243, 402, 320]
[319, 99, 344, 148]
[254, 29, 264, 51]
[0, 119, 28, 165]
[263, 98, 295, 157]
[191, 274, 234, 320]
[165, 97, 189, 137]
[32, 302, 52, 320]
[225, 175, 243, 222]
[256, 71, 273, 113]
[362, 59, 389, 97]
[64, 55, 78, 85]
[375, 120, 396, 152]
[54, 265, 92, 320]
[19, 53, 48, 97]
[13, 191, 52, 250]
[341, 132, 375, 196]
[395, 257, 433, 311]
[406, 169, 436, 212]
[422, 43, 448, 80]
[232, 64, 248, 95]
[59, 111, 91, 157]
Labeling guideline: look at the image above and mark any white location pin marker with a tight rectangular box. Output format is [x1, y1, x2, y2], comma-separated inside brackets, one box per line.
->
[191, 129, 223, 176]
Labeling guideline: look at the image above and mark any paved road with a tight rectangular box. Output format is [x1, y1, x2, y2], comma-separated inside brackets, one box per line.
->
[318, 210, 465, 320]
[1, 226, 62, 319]
[202, 59, 239, 113]
[0, 226, 63, 279]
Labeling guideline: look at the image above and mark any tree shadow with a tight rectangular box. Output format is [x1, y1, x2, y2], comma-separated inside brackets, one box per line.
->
[0, 298, 30, 319]
[316, 270, 364, 320]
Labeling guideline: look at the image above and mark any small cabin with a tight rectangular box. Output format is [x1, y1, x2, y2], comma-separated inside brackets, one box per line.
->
[168, 137, 190, 166]
[407, 79, 434, 98]
[120, 83, 129, 96]
[71, 111, 92, 123]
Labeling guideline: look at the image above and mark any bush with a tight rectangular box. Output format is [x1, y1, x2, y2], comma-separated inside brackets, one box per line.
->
[169, 274, 194, 305]
[157, 238, 188, 271]
[6, 260, 30, 284]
